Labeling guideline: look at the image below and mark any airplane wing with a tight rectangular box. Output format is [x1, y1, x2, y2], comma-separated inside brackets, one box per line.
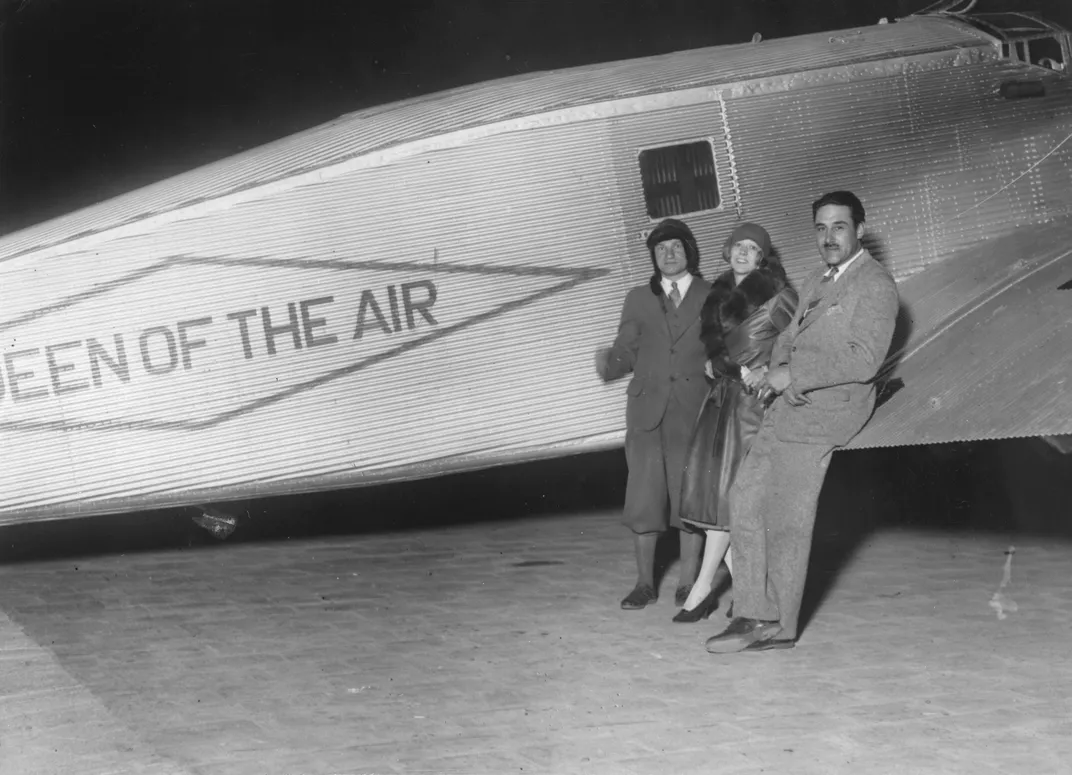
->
[846, 217, 1072, 451]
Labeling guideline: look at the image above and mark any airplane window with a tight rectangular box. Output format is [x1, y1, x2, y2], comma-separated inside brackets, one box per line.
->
[1026, 37, 1067, 72]
[638, 140, 720, 220]
[999, 36, 1067, 73]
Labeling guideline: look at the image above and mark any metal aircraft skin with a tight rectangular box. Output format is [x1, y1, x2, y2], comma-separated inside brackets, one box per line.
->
[0, 10, 1070, 524]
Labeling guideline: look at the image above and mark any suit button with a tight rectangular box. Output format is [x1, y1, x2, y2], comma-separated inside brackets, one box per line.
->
[670, 375, 677, 382]
[670, 348, 676, 355]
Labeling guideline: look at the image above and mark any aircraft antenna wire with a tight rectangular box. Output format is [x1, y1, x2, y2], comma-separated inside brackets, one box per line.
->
[941, 126, 1072, 226]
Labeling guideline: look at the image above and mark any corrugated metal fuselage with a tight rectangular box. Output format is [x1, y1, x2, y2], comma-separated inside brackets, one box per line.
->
[2, 16, 1071, 522]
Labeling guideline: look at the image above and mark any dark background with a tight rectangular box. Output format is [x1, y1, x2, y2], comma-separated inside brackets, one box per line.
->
[3, 0, 1071, 233]
[0, 0, 1070, 557]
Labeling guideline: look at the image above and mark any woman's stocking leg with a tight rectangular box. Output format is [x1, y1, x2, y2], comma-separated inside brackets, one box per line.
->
[682, 530, 730, 610]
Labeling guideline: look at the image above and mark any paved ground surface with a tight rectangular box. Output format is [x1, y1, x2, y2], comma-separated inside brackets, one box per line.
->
[1, 443, 1071, 775]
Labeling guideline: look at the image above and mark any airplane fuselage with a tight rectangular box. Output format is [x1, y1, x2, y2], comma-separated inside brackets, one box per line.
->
[0, 13, 1070, 522]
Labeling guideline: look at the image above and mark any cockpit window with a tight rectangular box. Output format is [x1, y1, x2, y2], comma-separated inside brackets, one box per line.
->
[1008, 36, 1066, 73]
[954, 12, 1070, 75]
[637, 140, 720, 220]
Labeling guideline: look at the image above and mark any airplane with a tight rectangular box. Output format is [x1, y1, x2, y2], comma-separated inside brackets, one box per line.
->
[0, 7, 1070, 527]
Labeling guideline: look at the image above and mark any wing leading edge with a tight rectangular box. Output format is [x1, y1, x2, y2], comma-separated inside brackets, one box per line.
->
[847, 217, 1072, 450]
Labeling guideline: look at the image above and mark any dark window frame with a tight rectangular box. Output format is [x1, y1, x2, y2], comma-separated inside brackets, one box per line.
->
[637, 139, 721, 221]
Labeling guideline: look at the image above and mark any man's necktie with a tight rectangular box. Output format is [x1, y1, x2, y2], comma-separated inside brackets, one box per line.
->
[820, 267, 837, 283]
[669, 281, 682, 308]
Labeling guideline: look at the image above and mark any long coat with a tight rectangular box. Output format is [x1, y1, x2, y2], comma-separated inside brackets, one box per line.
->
[679, 263, 797, 530]
[601, 277, 711, 531]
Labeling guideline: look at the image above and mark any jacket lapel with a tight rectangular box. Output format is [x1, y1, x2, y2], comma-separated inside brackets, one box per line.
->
[791, 273, 823, 334]
[653, 290, 673, 338]
[795, 250, 871, 335]
[668, 278, 708, 343]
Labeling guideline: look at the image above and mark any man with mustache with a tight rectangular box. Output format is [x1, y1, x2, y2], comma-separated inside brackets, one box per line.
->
[705, 190, 899, 653]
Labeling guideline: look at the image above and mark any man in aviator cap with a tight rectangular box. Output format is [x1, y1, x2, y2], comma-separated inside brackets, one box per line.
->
[596, 218, 712, 610]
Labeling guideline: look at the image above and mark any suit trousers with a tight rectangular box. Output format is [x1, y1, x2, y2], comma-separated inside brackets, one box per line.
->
[729, 409, 834, 641]
[623, 392, 696, 534]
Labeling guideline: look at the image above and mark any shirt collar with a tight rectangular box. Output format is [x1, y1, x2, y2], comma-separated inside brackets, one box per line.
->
[828, 248, 864, 281]
[660, 273, 693, 297]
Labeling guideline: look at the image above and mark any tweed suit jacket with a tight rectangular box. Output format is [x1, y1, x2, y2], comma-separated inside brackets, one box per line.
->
[601, 277, 712, 432]
[769, 249, 898, 446]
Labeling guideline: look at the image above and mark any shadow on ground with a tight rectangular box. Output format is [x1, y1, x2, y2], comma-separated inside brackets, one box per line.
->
[2, 438, 1070, 579]
[800, 436, 1072, 631]
[0, 449, 630, 564]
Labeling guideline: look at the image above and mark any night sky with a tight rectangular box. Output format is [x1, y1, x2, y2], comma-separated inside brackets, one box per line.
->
[0, 0, 1025, 231]
[1, 0, 1070, 233]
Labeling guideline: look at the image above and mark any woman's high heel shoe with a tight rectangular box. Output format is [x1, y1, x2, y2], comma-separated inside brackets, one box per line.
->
[672, 588, 720, 623]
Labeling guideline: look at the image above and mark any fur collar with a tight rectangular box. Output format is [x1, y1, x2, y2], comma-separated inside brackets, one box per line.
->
[700, 260, 788, 364]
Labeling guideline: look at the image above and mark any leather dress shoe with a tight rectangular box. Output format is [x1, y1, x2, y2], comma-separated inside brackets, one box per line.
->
[744, 638, 796, 652]
[672, 587, 719, 623]
[620, 584, 658, 610]
[705, 617, 782, 654]
[674, 585, 692, 607]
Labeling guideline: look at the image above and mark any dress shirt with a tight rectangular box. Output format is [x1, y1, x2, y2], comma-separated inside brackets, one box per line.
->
[660, 273, 694, 301]
[826, 248, 864, 282]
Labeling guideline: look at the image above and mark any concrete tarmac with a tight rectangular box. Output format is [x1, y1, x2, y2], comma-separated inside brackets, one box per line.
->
[1, 444, 1070, 775]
